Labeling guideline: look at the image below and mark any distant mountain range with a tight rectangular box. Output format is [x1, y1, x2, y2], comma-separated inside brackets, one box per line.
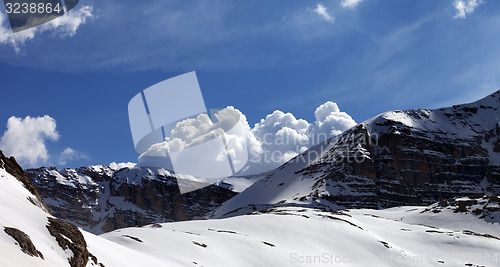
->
[25, 165, 236, 234]
[25, 90, 500, 233]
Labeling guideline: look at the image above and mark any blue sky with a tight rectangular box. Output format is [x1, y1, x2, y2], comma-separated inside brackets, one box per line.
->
[0, 0, 499, 168]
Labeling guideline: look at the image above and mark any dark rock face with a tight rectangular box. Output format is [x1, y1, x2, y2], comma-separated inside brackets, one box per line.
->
[26, 166, 237, 233]
[4, 227, 44, 259]
[297, 94, 500, 209]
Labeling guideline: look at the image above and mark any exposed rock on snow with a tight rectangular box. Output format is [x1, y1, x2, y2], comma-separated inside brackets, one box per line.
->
[4, 227, 44, 259]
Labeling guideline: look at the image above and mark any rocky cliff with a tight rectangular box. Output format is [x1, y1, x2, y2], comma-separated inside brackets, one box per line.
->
[26, 165, 237, 234]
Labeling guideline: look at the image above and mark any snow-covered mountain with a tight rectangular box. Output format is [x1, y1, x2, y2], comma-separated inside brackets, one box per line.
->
[214, 90, 500, 218]
[1, 150, 499, 266]
[25, 166, 237, 234]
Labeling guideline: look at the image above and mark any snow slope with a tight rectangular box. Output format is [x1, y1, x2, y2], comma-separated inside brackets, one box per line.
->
[2, 155, 499, 266]
[0, 166, 105, 267]
[92, 205, 500, 267]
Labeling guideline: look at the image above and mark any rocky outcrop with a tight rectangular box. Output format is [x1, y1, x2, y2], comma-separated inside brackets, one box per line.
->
[4, 227, 44, 259]
[26, 165, 237, 233]
[46, 217, 103, 267]
[423, 195, 500, 223]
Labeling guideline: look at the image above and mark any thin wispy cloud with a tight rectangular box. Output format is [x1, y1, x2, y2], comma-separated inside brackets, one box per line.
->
[453, 0, 483, 19]
[341, 0, 363, 9]
[0, 5, 93, 52]
[0, 2, 345, 72]
[58, 147, 89, 165]
[314, 3, 335, 23]
[0, 1, 495, 74]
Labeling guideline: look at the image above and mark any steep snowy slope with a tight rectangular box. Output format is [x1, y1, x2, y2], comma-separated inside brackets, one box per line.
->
[214, 90, 500, 218]
[0, 151, 105, 267]
[26, 165, 237, 234]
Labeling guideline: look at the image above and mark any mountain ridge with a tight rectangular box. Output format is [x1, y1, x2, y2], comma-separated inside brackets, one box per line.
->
[26, 165, 236, 234]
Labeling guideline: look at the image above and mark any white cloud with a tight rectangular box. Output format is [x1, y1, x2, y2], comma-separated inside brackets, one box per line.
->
[58, 147, 89, 165]
[139, 102, 356, 176]
[248, 101, 356, 174]
[138, 107, 261, 171]
[109, 162, 137, 170]
[308, 101, 357, 136]
[313, 3, 335, 23]
[250, 110, 310, 169]
[0, 115, 59, 167]
[453, 0, 483, 19]
[0, 5, 93, 52]
[341, 0, 363, 9]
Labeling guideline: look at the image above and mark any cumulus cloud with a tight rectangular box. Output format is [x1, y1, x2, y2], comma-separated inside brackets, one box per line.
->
[341, 0, 363, 9]
[0, 115, 59, 167]
[58, 147, 89, 165]
[138, 107, 261, 171]
[248, 101, 356, 174]
[308, 101, 357, 136]
[250, 110, 310, 168]
[313, 3, 335, 23]
[453, 0, 483, 19]
[139, 102, 356, 176]
[109, 162, 137, 170]
[0, 5, 93, 52]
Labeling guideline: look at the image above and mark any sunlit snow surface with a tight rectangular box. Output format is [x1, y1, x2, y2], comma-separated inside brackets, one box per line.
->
[92, 206, 499, 267]
[1, 166, 499, 266]
[0, 168, 78, 266]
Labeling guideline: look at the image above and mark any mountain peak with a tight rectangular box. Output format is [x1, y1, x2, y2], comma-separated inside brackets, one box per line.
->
[214, 90, 500, 218]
